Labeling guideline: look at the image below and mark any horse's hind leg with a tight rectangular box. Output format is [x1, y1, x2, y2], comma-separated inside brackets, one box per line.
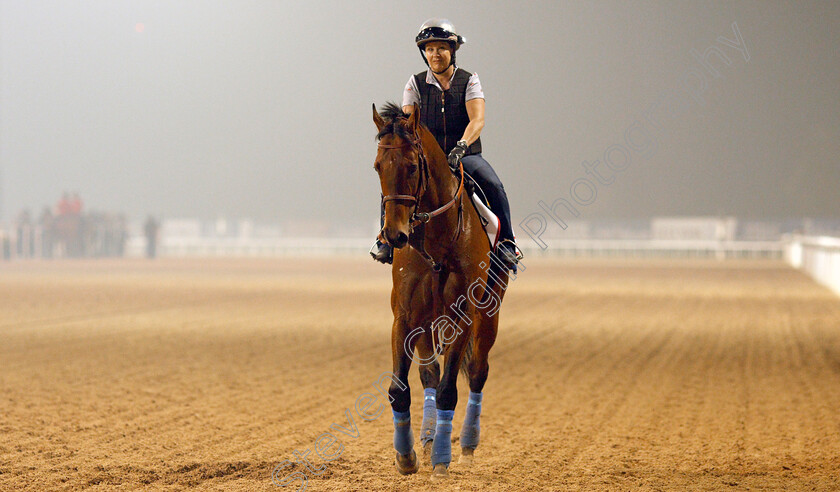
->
[459, 317, 498, 466]
[415, 328, 440, 459]
[390, 316, 419, 475]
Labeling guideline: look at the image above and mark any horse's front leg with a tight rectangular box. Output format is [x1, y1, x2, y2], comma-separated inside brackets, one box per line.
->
[415, 327, 440, 458]
[430, 315, 472, 480]
[390, 313, 420, 475]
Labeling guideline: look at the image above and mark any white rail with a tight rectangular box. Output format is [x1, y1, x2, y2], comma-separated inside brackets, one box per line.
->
[154, 237, 372, 258]
[784, 235, 840, 296]
[522, 239, 782, 259]
[123, 237, 783, 260]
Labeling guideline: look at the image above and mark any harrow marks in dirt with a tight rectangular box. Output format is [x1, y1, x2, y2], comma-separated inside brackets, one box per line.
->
[1, 258, 839, 490]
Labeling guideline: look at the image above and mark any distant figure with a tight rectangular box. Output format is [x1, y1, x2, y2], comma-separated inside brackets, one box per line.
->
[16, 209, 33, 258]
[115, 215, 127, 257]
[1, 229, 10, 260]
[69, 193, 83, 215]
[39, 207, 54, 258]
[54, 193, 75, 257]
[57, 192, 72, 216]
[144, 215, 159, 258]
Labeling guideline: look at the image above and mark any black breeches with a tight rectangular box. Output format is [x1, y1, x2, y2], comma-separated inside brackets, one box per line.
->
[460, 154, 514, 241]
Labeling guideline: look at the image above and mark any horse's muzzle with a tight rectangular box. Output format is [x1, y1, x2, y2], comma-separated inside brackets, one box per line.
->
[382, 229, 409, 249]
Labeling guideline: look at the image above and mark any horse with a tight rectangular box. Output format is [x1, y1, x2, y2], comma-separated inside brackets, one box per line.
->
[372, 102, 511, 480]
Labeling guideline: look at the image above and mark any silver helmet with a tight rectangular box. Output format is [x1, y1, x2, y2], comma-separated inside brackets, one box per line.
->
[415, 18, 465, 49]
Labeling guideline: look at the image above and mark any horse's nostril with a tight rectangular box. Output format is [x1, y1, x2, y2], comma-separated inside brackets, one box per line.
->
[396, 232, 408, 247]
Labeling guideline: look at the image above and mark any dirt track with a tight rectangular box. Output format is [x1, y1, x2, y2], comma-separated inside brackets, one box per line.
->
[1, 257, 839, 491]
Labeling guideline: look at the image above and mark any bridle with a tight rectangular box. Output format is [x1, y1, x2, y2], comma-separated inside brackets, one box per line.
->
[377, 134, 465, 271]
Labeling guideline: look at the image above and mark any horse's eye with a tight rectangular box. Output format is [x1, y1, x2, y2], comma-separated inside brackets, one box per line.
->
[407, 164, 418, 175]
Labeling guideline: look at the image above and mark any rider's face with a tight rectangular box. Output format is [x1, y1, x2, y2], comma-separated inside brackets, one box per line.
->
[423, 41, 452, 72]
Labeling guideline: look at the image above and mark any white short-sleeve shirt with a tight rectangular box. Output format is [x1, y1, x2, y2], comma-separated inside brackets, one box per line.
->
[402, 67, 485, 108]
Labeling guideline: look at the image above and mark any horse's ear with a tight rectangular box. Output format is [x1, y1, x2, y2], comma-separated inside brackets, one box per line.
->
[407, 104, 420, 132]
[373, 103, 386, 131]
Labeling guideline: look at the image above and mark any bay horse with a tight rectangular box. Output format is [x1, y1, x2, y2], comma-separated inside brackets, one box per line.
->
[372, 102, 511, 480]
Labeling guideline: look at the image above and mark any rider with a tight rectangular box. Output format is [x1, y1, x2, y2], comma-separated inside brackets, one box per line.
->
[371, 18, 522, 269]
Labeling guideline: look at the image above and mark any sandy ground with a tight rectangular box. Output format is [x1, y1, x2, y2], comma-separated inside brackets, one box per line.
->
[1, 256, 839, 491]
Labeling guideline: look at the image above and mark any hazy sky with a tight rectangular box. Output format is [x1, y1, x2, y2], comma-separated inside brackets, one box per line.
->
[1, 0, 838, 227]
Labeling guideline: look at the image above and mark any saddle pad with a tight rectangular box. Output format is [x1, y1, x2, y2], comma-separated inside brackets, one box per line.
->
[469, 192, 501, 251]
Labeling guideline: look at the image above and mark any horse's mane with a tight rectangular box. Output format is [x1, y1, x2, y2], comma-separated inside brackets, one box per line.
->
[376, 102, 415, 141]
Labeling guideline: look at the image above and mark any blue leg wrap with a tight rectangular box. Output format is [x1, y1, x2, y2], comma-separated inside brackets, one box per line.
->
[393, 410, 413, 456]
[460, 391, 482, 449]
[431, 409, 454, 467]
[421, 388, 437, 446]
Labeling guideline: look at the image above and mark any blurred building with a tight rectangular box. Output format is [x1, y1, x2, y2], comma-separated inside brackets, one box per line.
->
[651, 216, 737, 241]
[738, 221, 782, 241]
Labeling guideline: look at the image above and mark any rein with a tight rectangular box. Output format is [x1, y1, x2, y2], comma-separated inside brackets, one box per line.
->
[377, 138, 466, 271]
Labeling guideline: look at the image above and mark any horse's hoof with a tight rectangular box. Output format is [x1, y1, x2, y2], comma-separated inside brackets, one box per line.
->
[459, 447, 475, 466]
[422, 441, 433, 459]
[395, 450, 419, 475]
[430, 464, 450, 480]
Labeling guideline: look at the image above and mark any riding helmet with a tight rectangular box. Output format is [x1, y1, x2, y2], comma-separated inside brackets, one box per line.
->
[415, 18, 465, 70]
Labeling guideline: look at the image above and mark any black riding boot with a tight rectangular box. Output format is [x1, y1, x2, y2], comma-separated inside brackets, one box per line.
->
[370, 196, 393, 264]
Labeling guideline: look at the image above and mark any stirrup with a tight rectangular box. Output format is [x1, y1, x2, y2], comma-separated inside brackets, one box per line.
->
[369, 240, 393, 264]
[498, 239, 523, 261]
[495, 239, 523, 271]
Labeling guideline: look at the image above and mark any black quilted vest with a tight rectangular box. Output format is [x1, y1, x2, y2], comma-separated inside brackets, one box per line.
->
[415, 68, 482, 156]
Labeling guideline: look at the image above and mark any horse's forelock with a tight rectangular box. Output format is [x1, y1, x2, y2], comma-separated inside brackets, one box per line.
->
[378, 102, 409, 122]
[376, 123, 414, 145]
[375, 102, 414, 142]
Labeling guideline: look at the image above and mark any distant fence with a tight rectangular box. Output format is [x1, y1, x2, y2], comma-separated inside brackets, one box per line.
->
[522, 239, 783, 259]
[2, 230, 791, 261]
[125, 237, 373, 258]
[784, 235, 840, 296]
[121, 237, 782, 260]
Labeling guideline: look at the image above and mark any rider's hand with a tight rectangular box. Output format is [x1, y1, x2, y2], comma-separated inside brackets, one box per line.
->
[447, 140, 468, 172]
